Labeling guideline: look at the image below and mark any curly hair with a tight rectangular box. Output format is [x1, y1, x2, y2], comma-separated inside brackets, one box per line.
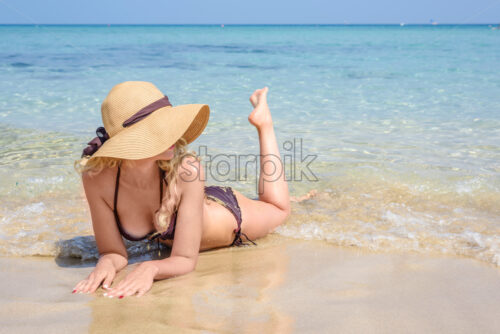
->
[74, 137, 198, 234]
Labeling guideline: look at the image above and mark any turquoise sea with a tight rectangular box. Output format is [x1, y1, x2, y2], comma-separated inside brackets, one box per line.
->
[0, 25, 499, 265]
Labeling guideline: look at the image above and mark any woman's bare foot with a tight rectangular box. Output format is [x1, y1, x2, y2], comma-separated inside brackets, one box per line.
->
[248, 87, 273, 129]
[290, 189, 318, 202]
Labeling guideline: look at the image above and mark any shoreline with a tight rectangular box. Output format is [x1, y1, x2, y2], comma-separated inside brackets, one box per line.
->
[1, 238, 500, 333]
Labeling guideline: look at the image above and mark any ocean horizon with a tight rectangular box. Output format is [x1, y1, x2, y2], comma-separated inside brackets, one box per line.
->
[1, 23, 498, 26]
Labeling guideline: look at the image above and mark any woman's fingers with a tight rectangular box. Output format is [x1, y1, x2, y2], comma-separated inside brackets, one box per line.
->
[104, 279, 133, 298]
[80, 279, 94, 293]
[83, 277, 100, 293]
[73, 278, 149, 298]
[72, 279, 87, 293]
[75, 279, 92, 294]
[115, 283, 149, 298]
[136, 287, 149, 297]
[135, 282, 153, 297]
[84, 271, 100, 293]
[88, 272, 110, 293]
[101, 272, 115, 290]
[73, 262, 118, 294]
[104, 279, 150, 298]
[75, 271, 108, 294]
[121, 284, 141, 298]
[97, 263, 155, 298]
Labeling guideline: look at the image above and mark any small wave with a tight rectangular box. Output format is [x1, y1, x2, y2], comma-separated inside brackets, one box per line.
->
[0, 195, 166, 260]
[10, 62, 32, 68]
[277, 176, 500, 267]
[55, 236, 163, 261]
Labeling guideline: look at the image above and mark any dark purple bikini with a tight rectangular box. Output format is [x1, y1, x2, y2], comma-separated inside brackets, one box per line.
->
[113, 164, 256, 250]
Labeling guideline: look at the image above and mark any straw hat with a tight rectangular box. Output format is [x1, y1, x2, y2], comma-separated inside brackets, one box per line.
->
[81, 81, 210, 161]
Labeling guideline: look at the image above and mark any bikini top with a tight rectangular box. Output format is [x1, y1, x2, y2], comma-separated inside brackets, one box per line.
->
[113, 165, 176, 242]
[113, 165, 257, 247]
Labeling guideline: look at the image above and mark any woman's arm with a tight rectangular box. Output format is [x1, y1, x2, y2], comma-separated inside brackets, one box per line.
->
[149, 155, 205, 279]
[82, 171, 128, 262]
[103, 156, 205, 298]
[99, 252, 128, 272]
[73, 171, 129, 294]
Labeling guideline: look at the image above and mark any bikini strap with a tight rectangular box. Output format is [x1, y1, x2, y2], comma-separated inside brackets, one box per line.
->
[159, 167, 163, 205]
[114, 164, 121, 212]
[159, 167, 167, 204]
[113, 164, 127, 238]
[241, 232, 257, 246]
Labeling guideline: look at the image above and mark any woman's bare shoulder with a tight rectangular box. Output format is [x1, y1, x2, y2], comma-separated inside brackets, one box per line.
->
[82, 167, 117, 203]
[82, 167, 116, 185]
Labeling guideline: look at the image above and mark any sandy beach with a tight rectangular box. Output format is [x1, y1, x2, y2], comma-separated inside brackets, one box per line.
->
[1, 236, 499, 334]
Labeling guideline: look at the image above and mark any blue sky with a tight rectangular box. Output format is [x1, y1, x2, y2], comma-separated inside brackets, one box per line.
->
[0, 0, 498, 24]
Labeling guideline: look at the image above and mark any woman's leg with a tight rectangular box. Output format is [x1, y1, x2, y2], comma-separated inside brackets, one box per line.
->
[234, 87, 291, 240]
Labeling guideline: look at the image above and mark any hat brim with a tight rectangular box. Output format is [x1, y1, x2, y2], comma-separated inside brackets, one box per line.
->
[89, 103, 209, 160]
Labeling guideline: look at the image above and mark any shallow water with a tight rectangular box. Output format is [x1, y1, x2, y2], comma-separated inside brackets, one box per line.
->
[0, 25, 499, 265]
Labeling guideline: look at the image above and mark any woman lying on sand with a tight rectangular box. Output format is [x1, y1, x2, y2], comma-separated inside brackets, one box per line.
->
[72, 81, 291, 298]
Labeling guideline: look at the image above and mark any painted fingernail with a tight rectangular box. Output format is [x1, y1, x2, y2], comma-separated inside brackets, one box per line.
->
[103, 284, 109, 289]
[72, 289, 76, 293]
[103, 293, 108, 296]
[119, 295, 124, 299]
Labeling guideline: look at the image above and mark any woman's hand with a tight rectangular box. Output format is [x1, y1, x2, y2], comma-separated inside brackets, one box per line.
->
[72, 257, 116, 294]
[103, 261, 159, 298]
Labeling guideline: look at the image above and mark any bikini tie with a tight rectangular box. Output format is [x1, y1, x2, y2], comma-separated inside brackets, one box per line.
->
[148, 231, 166, 257]
[231, 228, 257, 246]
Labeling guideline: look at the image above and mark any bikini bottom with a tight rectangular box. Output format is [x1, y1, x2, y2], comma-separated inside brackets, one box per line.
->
[150, 185, 256, 247]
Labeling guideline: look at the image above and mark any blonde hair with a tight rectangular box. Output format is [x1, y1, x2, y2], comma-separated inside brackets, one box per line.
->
[74, 137, 199, 234]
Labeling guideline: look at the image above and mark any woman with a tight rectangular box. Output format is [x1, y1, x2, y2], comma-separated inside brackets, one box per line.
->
[72, 81, 291, 298]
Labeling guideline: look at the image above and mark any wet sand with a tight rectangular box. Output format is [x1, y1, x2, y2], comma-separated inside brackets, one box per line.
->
[1, 237, 500, 333]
